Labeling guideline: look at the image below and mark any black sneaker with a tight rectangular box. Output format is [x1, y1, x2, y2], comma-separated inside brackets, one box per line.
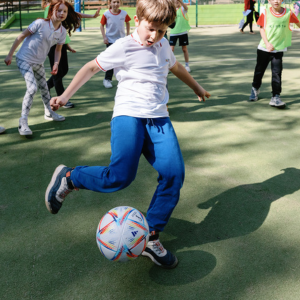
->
[45, 165, 76, 214]
[63, 101, 75, 109]
[142, 231, 178, 269]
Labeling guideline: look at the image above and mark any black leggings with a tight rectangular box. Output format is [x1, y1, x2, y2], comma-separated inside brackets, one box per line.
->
[47, 44, 68, 96]
[105, 43, 114, 80]
[252, 49, 283, 96]
[241, 11, 254, 32]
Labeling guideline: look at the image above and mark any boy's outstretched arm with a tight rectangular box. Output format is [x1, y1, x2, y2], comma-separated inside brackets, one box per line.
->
[50, 60, 100, 110]
[79, 7, 101, 18]
[170, 61, 210, 102]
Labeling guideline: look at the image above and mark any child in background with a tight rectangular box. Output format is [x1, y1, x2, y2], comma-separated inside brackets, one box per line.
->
[249, 0, 300, 107]
[45, 0, 210, 269]
[240, 0, 256, 34]
[4, 0, 80, 136]
[43, 0, 101, 108]
[169, 0, 191, 72]
[100, 0, 131, 88]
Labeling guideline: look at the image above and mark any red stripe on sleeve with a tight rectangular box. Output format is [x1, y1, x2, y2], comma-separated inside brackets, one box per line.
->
[95, 58, 107, 71]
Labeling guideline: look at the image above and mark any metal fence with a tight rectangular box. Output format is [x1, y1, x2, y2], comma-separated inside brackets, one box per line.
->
[1, 0, 299, 30]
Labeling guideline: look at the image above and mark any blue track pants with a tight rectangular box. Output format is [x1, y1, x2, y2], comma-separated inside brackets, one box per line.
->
[71, 116, 185, 232]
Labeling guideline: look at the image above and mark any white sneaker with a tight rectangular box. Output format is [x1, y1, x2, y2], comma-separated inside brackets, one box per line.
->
[18, 117, 32, 135]
[185, 66, 191, 73]
[44, 111, 65, 121]
[0, 126, 5, 134]
[249, 87, 260, 101]
[269, 95, 286, 108]
[103, 79, 113, 89]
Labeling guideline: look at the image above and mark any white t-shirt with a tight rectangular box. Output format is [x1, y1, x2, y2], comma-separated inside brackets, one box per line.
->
[95, 29, 177, 119]
[100, 9, 131, 43]
[16, 19, 66, 64]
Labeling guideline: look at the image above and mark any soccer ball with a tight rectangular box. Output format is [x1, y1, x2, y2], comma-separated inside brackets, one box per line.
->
[96, 206, 149, 262]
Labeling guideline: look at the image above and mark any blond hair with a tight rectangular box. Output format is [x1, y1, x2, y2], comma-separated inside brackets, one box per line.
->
[136, 0, 176, 26]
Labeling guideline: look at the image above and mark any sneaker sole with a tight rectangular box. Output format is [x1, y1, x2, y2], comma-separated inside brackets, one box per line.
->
[44, 115, 65, 121]
[45, 164, 66, 214]
[141, 251, 179, 269]
[18, 128, 32, 135]
[269, 103, 286, 108]
[248, 98, 258, 102]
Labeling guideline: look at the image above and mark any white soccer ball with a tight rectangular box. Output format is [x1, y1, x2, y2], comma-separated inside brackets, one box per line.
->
[96, 206, 149, 262]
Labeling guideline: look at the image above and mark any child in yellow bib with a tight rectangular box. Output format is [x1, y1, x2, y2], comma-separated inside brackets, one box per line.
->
[249, 0, 300, 108]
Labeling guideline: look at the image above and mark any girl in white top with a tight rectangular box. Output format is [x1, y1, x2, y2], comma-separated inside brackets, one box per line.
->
[100, 0, 131, 88]
[4, 0, 80, 136]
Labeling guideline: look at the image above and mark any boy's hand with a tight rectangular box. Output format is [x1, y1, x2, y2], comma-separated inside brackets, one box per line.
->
[93, 7, 101, 18]
[103, 37, 109, 44]
[195, 86, 211, 102]
[266, 42, 274, 52]
[4, 55, 12, 66]
[50, 96, 68, 111]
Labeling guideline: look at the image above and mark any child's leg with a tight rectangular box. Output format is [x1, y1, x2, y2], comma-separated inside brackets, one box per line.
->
[32, 63, 53, 114]
[169, 35, 178, 51]
[270, 52, 283, 96]
[16, 58, 38, 118]
[105, 43, 114, 81]
[47, 45, 68, 96]
[142, 118, 185, 232]
[47, 45, 56, 92]
[182, 45, 189, 63]
[252, 50, 271, 90]
[70, 116, 145, 192]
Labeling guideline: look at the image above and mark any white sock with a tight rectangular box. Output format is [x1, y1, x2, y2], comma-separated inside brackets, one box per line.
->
[185, 62, 189, 67]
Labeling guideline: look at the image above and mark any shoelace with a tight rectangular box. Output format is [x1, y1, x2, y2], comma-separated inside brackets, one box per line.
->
[20, 119, 30, 131]
[152, 240, 165, 255]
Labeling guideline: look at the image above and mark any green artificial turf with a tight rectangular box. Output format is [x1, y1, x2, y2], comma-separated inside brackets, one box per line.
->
[2, 26, 300, 299]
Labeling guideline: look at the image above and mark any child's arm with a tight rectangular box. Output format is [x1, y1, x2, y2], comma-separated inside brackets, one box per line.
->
[170, 62, 210, 102]
[260, 26, 274, 52]
[126, 22, 130, 36]
[51, 44, 63, 75]
[78, 7, 101, 18]
[100, 24, 109, 44]
[66, 43, 76, 53]
[178, 0, 189, 11]
[50, 60, 101, 110]
[4, 29, 32, 65]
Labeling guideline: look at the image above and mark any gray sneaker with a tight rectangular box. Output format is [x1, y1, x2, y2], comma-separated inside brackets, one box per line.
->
[44, 111, 65, 121]
[269, 95, 286, 108]
[18, 117, 32, 135]
[0, 126, 5, 134]
[63, 101, 75, 109]
[249, 87, 260, 101]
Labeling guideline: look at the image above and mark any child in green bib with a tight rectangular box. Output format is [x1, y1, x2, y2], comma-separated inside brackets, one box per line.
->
[249, 0, 300, 107]
[169, 0, 191, 72]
